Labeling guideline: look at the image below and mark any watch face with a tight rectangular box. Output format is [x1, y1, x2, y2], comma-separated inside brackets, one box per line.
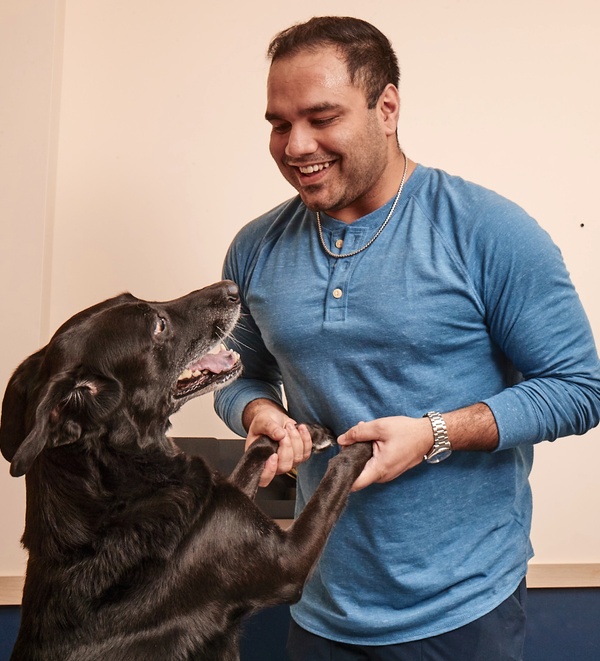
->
[427, 447, 452, 464]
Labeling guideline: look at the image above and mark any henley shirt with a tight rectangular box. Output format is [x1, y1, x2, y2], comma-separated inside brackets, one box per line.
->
[214, 164, 600, 644]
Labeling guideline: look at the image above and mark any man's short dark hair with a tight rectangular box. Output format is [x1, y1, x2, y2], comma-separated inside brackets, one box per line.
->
[267, 16, 400, 109]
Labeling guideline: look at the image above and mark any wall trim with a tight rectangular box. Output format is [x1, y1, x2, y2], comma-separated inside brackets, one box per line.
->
[2, 564, 599, 605]
[526, 563, 600, 588]
[0, 577, 25, 606]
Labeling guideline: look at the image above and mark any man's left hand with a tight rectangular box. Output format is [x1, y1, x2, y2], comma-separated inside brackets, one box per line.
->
[337, 416, 433, 491]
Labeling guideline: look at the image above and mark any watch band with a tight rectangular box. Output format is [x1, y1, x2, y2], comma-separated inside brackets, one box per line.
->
[423, 411, 452, 464]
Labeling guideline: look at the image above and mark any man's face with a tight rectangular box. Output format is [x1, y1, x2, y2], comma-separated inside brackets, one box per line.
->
[266, 47, 390, 222]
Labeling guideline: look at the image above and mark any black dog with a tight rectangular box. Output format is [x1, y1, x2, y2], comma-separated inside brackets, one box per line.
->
[0, 281, 372, 661]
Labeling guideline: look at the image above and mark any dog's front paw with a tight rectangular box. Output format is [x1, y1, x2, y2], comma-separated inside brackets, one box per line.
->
[303, 424, 335, 453]
[332, 441, 373, 478]
[248, 435, 280, 457]
[340, 440, 373, 463]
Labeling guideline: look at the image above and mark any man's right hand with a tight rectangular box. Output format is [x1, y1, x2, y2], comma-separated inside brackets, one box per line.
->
[242, 398, 314, 487]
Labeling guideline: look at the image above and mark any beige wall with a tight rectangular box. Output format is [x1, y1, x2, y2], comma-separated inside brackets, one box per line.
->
[0, 0, 65, 575]
[1, 0, 599, 576]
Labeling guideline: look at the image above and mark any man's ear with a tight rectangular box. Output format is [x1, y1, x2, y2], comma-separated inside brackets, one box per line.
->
[377, 83, 400, 136]
[8, 371, 123, 477]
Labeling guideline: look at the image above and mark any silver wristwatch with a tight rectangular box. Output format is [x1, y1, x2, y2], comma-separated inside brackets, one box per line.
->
[423, 411, 452, 464]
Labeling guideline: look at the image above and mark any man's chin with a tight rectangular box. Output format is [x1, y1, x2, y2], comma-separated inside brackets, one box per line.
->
[285, 174, 345, 213]
[298, 188, 335, 213]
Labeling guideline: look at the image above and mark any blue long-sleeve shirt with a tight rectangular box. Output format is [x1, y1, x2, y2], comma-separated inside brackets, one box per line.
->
[215, 164, 600, 643]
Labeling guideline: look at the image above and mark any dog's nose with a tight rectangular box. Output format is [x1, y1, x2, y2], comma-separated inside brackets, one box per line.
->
[224, 280, 240, 303]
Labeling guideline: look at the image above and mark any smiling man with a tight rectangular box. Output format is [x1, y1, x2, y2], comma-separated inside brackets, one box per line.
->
[265, 47, 398, 222]
[214, 16, 600, 661]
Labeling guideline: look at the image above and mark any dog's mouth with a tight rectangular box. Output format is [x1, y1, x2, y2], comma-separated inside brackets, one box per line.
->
[174, 343, 242, 399]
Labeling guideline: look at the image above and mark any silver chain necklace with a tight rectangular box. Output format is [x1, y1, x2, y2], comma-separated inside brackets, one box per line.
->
[316, 153, 408, 259]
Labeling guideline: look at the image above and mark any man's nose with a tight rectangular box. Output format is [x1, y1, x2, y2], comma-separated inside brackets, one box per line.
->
[284, 125, 318, 159]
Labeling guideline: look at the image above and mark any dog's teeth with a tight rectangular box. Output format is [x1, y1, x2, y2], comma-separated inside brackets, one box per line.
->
[179, 368, 193, 380]
[192, 369, 201, 377]
[208, 343, 226, 355]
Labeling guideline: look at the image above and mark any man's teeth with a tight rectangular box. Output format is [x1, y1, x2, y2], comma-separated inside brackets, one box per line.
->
[299, 162, 331, 174]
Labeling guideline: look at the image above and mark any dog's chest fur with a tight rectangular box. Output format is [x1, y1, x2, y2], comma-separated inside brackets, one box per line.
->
[19, 446, 259, 660]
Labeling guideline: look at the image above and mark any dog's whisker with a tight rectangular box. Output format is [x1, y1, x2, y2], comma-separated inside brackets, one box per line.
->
[225, 335, 257, 354]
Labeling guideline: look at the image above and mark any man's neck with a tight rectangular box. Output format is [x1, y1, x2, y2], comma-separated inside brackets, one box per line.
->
[330, 152, 415, 224]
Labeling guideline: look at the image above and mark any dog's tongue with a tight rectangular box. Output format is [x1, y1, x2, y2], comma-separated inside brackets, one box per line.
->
[195, 349, 237, 374]
[178, 344, 239, 382]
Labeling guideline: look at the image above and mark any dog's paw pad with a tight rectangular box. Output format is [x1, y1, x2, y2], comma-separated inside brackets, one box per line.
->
[303, 424, 335, 453]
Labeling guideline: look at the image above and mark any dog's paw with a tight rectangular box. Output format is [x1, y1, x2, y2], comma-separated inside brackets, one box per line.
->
[331, 441, 373, 478]
[340, 440, 373, 462]
[248, 435, 280, 457]
[302, 424, 335, 453]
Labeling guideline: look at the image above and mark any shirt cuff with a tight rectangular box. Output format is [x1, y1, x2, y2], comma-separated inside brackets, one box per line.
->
[483, 388, 543, 451]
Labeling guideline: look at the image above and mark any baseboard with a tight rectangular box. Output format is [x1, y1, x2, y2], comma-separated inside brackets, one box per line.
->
[0, 577, 25, 607]
[526, 563, 600, 588]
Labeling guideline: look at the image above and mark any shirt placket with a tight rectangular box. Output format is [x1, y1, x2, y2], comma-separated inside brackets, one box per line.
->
[324, 226, 369, 323]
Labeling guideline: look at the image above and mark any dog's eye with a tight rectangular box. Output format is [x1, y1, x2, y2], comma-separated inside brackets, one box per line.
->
[153, 317, 167, 335]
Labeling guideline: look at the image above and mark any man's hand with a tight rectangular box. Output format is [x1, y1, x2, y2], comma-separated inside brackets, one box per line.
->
[337, 416, 433, 491]
[242, 399, 314, 487]
[338, 403, 499, 491]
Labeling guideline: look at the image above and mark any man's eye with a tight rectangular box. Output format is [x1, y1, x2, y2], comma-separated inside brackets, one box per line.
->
[313, 117, 336, 127]
[271, 123, 290, 134]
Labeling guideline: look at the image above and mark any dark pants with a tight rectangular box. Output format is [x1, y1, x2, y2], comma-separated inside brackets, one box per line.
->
[287, 579, 527, 661]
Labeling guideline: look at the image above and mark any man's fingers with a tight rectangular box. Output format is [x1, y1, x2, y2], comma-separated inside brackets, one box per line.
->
[247, 418, 318, 486]
[259, 453, 279, 488]
[351, 457, 381, 492]
[272, 432, 293, 474]
[338, 420, 370, 446]
[276, 422, 308, 473]
[296, 423, 314, 462]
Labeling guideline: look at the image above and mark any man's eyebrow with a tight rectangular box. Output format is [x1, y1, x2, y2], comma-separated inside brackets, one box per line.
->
[265, 102, 343, 122]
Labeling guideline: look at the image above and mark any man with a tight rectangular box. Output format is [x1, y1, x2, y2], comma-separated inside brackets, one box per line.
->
[214, 16, 600, 660]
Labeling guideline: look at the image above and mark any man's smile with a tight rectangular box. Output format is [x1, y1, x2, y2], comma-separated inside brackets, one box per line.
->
[298, 161, 332, 175]
[285, 159, 337, 186]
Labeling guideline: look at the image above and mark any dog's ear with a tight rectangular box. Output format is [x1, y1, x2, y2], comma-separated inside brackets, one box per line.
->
[8, 371, 123, 477]
[0, 349, 46, 464]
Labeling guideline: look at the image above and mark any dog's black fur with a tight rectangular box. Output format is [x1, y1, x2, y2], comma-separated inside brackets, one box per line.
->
[0, 281, 372, 661]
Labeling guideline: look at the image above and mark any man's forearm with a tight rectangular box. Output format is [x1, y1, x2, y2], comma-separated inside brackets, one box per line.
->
[443, 402, 499, 452]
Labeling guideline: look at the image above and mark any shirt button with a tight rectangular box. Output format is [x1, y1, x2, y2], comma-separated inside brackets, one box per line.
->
[332, 288, 343, 299]
[335, 239, 344, 249]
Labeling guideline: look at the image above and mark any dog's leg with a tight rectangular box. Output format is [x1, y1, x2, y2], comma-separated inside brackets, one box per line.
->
[229, 435, 279, 499]
[230, 432, 372, 597]
[278, 441, 373, 592]
[229, 425, 335, 499]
